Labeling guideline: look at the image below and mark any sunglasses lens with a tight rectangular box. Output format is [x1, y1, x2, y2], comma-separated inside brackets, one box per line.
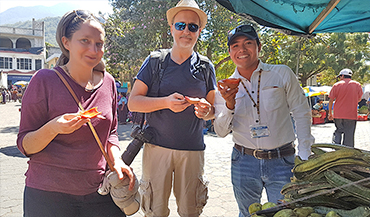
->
[188, 24, 199, 32]
[174, 22, 198, 32]
[240, 25, 252, 33]
[228, 29, 236, 37]
[228, 25, 255, 42]
[175, 22, 186, 31]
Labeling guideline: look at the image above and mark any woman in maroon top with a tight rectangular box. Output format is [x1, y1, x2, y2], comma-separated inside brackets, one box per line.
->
[17, 10, 134, 217]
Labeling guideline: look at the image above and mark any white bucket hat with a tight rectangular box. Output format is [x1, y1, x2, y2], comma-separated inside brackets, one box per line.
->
[166, 0, 207, 29]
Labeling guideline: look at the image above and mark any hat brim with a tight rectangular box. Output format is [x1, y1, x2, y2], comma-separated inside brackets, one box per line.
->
[337, 73, 352, 77]
[167, 7, 207, 30]
[227, 32, 258, 46]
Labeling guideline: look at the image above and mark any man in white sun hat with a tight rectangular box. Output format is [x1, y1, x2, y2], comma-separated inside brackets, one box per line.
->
[328, 68, 363, 147]
[128, 0, 216, 216]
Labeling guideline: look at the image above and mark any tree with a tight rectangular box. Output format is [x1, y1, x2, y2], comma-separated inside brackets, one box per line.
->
[258, 31, 370, 86]
[196, 2, 247, 81]
[105, 0, 176, 83]
[104, 0, 243, 82]
[104, 0, 370, 86]
[323, 33, 370, 85]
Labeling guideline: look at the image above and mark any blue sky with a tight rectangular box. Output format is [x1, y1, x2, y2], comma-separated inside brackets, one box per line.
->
[0, 0, 113, 14]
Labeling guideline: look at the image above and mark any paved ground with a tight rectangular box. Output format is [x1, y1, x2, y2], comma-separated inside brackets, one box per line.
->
[1, 101, 369, 217]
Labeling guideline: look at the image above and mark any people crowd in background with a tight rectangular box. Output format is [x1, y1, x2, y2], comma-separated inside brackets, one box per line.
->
[0, 86, 26, 104]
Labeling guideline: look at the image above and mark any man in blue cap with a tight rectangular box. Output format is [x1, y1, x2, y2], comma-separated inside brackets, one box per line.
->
[214, 24, 314, 217]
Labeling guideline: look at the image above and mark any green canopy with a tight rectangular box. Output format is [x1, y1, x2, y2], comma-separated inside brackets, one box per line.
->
[216, 0, 370, 37]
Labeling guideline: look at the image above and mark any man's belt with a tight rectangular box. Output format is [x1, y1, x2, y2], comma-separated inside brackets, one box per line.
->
[234, 143, 295, 160]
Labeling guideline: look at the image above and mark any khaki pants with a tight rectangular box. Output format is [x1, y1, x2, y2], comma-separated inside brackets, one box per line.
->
[139, 144, 208, 217]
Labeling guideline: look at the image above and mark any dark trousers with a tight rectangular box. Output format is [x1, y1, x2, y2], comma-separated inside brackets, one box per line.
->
[118, 104, 128, 124]
[332, 119, 357, 147]
[24, 186, 125, 217]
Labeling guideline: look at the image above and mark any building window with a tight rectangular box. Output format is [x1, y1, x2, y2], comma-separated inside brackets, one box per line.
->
[35, 59, 42, 70]
[0, 37, 13, 48]
[17, 58, 32, 70]
[16, 38, 31, 49]
[0, 57, 13, 69]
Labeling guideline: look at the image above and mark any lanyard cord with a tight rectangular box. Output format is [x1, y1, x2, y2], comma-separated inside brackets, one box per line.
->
[240, 69, 263, 122]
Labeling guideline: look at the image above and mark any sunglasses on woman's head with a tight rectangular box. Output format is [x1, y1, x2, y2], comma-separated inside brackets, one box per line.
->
[174, 22, 199, 32]
[73, 10, 104, 24]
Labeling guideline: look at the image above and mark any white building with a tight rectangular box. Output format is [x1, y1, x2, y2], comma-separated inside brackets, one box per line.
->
[45, 46, 62, 69]
[0, 19, 45, 88]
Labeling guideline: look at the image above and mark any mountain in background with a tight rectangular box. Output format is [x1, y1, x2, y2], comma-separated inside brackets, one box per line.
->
[0, 3, 80, 25]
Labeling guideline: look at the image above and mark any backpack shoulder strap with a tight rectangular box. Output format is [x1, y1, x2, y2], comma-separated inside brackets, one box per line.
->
[198, 54, 210, 63]
[196, 53, 212, 93]
[147, 48, 171, 97]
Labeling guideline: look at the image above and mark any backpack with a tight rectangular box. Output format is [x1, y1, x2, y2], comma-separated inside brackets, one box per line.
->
[147, 48, 212, 97]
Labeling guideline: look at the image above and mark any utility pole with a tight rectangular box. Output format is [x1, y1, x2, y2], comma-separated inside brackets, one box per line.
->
[295, 38, 301, 76]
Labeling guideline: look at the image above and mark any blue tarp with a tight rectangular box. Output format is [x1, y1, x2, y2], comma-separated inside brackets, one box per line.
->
[216, 0, 370, 36]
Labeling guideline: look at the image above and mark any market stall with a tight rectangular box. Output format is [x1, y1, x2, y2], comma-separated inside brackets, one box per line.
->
[303, 86, 332, 124]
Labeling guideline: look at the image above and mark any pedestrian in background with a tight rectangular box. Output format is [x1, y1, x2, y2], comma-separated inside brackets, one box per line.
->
[128, 0, 216, 216]
[17, 10, 134, 217]
[367, 96, 370, 116]
[12, 88, 18, 102]
[214, 24, 314, 217]
[118, 92, 128, 124]
[328, 68, 363, 147]
[1, 88, 6, 104]
[312, 99, 324, 117]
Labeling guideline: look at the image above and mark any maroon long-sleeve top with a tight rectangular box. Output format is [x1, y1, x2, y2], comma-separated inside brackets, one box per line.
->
[17, 66, 119, 195]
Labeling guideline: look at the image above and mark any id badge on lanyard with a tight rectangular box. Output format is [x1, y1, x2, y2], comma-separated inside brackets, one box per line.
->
[241, 69, 270, 139]
[250, 124, 270, 138]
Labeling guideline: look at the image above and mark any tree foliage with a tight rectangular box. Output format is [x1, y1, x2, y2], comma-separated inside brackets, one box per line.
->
[258, 30, 370, 86]
[323, 33, 370, 85]
[104, 0, 370, 86]
[104, 0, 243, 83]
[104, 0, 176, 83]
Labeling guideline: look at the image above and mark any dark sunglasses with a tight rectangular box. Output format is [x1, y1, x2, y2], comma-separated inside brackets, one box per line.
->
[174, 22, 199, 33]
[228, 25, 255, 40]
